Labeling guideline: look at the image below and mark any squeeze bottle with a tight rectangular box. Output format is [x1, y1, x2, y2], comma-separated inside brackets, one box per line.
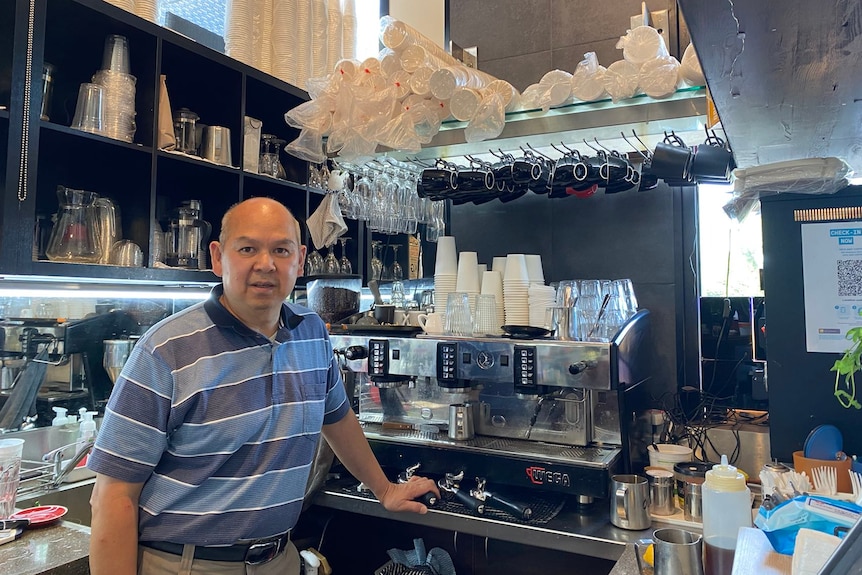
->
[702, 454, 751, 575]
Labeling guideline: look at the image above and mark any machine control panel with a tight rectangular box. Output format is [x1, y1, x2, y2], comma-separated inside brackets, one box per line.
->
[368, 339, 389, 378]
[436, 341, 458, 382]
[514, 345, 538, 393]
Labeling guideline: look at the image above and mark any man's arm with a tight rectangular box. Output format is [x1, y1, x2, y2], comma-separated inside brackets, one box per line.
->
[89, 473, 145, 575]
[322, 410, 439, 513]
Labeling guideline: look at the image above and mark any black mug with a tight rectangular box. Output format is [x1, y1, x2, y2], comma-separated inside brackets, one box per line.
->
[650, 141, 693, 181]
[690, 144, 733, 181]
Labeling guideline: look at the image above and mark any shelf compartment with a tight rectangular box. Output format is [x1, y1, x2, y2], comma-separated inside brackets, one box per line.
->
[160, 39, 242, 165]
[34, 126, 153, 259]
[391, 87, 709, 162]
[30, 259, 219, 283]
[245, 75, 305, 184]
[0, 0, 17, 110]
[42, 0, 158, 147]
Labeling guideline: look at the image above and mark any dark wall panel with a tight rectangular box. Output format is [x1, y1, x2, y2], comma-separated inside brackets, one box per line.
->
[761, 186, 862, 461]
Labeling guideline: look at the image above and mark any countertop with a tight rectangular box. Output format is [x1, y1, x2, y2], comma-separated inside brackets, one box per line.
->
[0, 521, 90, 575]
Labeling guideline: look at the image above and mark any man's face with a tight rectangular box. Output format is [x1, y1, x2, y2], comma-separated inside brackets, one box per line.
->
[210, 199, 306, 322]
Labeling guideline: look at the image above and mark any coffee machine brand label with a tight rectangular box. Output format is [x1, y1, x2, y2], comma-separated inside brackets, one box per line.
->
[526, 466, 571, 488]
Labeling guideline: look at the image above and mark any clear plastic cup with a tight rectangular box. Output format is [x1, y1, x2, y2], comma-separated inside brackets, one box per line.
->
[0, 438, 25, 519]
[71, 82, 105, 135]
[103, 34, 131, 74]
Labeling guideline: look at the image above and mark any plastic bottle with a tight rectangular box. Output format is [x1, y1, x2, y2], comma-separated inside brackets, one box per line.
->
[702, 454, 751, 575]
[75, 411, 98, 468]
[51, 406, 69, 426]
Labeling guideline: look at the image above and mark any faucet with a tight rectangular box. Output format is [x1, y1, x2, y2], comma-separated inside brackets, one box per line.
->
[42, 439, 95, 489]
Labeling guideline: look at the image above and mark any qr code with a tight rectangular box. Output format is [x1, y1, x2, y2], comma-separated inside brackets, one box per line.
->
[837, 259, 862, 296]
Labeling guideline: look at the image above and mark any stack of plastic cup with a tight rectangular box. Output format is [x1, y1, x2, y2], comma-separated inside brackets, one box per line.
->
[472, 293, 501, 336]
[480, 270, 505, 329]
[455, 251, 480, 313]
[94, 34, 136, 143]
[0, 438, 24, 519]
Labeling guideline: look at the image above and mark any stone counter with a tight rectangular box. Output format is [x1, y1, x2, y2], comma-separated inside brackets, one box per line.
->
[1, 521, 90, 575]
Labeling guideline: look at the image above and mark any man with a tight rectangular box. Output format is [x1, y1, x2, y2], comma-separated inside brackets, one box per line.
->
[88, 197, 438, 574]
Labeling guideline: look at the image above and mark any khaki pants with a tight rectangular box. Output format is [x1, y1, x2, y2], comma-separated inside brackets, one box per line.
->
[138, 541, 300, 575]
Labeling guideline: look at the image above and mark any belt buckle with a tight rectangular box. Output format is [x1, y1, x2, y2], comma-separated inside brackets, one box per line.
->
[244, 535, 284, 565]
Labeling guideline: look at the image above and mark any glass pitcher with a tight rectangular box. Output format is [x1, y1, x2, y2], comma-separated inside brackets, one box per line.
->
[46, 186, 102, 263]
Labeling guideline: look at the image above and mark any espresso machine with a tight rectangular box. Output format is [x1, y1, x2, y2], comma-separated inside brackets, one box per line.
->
[0, 310, 138, 428]
[330, 310, 654, 505]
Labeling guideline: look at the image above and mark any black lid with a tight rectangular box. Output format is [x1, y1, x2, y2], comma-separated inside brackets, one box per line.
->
[674, 461, 712, 478]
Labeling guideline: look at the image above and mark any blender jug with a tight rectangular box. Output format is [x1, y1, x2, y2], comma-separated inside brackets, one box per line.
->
[46, 186, 102, 263]
[165, 200, 211, 269]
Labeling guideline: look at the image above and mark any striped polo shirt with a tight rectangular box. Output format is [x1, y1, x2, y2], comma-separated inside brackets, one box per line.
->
[88, 285, 350, 545]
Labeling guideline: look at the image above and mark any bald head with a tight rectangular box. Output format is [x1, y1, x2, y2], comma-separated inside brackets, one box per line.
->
[219, 198, 302, 245]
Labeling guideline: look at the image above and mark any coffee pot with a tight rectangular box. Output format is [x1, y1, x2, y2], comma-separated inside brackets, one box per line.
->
[165, 199, 211, 269]
[46, 186, 102, 263]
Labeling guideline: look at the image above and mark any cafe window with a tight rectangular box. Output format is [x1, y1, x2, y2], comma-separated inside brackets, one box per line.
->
[698, 183, 764, 297]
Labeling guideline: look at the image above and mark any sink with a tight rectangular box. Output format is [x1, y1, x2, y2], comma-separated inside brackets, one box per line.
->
[15, 479, 94, 527]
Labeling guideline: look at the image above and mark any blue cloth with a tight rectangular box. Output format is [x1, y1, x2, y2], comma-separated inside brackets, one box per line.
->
[88, 285, 350, 545]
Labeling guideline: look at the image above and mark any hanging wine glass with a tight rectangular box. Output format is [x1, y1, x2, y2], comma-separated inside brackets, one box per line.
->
[339, 237, 352, 274]
[306, 248, 324, 276]
[323, 244, 340, 274]
[370, 240, 384, 281]
[389, 244, 403, 281]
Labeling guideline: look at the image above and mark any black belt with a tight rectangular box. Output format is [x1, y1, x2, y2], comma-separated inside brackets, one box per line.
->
[141, 531, 290, 565]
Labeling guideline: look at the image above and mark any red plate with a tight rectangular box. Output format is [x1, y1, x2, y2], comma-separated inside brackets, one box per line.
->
[10, 505, 68, 526]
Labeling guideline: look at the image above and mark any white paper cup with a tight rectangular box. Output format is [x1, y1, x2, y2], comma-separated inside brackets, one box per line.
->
[647, 444, 693, 472]
[504, 254, 528, 282]
[435, 236, 458, 275]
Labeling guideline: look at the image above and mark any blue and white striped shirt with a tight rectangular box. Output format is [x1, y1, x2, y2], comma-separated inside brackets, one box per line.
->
[88, 285, 350, 545]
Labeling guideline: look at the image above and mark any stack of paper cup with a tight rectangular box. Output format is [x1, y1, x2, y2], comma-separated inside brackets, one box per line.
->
[224, 0, 254, 66]
[528, 284, 557, 328]
[481, 270, 505, 330]
[455, 251, 481, 312]
[434, 236, 458, 314]
[503, 254, 530, 325]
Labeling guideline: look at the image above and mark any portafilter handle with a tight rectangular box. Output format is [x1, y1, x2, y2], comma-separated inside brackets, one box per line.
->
[472, 477, 533, 520]
[397, 463, 438, 507]
[438, 471, 485, 514]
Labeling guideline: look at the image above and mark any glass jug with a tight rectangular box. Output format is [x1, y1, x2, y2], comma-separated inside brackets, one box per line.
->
[46, 186, 102, 263]
[165, 200, 210, 269]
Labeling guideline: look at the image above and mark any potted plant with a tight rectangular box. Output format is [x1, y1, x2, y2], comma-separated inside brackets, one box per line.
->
[831, 326, 862, 409]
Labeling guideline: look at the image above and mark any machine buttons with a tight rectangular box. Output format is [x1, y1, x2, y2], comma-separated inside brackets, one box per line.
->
[513, 345, 538, 393]
[368, 339, 389, 377]
[437, 342, 458, 381]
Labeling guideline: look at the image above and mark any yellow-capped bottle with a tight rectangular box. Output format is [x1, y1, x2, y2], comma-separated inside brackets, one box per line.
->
[702, 454, 751, 575]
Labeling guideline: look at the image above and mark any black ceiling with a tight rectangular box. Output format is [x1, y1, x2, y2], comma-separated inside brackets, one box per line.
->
[678, 0, 862, 175]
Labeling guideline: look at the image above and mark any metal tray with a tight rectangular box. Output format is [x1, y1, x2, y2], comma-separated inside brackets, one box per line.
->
[331, 325, 423, 336]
